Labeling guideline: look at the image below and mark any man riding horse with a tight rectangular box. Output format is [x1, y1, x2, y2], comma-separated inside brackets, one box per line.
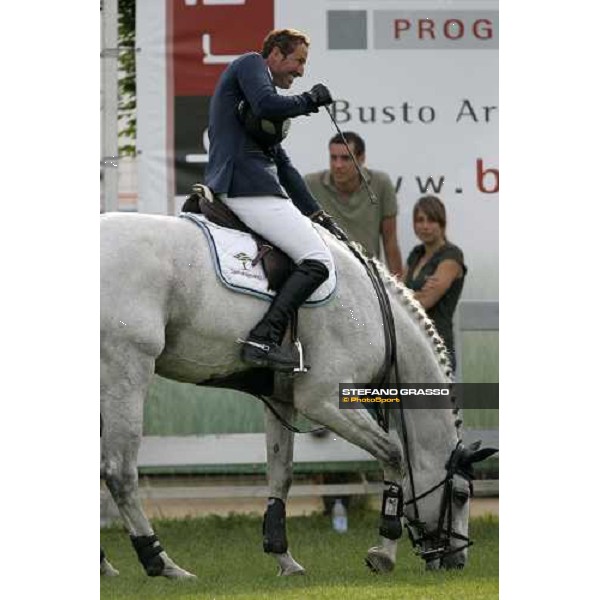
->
[205, 28, 346, 372]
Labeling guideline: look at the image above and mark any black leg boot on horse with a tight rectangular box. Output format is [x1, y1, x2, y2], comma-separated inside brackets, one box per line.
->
[240, 259, 329, 371]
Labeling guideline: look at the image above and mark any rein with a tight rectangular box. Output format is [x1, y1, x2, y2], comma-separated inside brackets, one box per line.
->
[258, 394, 327, 435]
[391, 337, 474, 562]
[344, 245, 397, 432]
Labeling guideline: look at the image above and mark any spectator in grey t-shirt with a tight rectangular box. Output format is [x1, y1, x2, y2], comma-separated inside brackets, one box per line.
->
[304, 131, 403, 276]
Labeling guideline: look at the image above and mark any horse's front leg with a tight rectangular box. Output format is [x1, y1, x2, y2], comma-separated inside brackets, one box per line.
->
[294, 384, 402, 470]
[294, 383, 404, 573]
[263, 392, 306, 576]
[365, 463, 404, 573]
[365, 420, 404, 573]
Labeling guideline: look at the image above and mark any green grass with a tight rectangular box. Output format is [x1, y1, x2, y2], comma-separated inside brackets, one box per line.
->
[101, 511, 498, 600]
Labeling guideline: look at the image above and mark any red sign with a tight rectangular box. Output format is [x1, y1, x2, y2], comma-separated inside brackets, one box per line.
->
[169, 0, 275, 96]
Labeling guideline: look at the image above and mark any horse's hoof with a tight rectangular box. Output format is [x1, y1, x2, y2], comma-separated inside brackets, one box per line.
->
[277, 564, 306, 576]
[270, 551, 306, 576]
[161, 565, 197, 579]
[100, 558, 120, 576]
[157, 552, 197, 579]
[365, 547, 395, 573]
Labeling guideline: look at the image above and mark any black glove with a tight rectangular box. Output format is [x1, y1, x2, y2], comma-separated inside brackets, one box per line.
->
[311, 210, 349, 242]
[307, 84, 333, 110]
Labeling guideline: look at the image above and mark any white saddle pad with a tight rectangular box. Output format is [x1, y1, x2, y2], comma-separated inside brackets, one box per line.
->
[181, 212, 336, 305]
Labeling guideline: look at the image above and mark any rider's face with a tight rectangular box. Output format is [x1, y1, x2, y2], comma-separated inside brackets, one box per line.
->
[268, 43, 308, 89]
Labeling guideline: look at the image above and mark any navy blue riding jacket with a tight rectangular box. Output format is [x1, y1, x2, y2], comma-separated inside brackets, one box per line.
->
[205, 52, 321, 216]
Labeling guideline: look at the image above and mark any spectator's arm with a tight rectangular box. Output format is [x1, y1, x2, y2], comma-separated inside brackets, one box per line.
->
[413, 259, 463, 309]
[381, 216, 403, 277]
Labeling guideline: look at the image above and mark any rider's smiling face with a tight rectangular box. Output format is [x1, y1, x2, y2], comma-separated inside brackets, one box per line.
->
[267, 43, 308, 89]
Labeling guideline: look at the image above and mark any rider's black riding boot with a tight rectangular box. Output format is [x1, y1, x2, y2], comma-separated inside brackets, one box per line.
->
[241, 259, 329, 371]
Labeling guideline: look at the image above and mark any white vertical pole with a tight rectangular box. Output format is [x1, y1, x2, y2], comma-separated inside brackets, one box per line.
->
[101, 0, 119, 213]
[137, 0, 170, 214]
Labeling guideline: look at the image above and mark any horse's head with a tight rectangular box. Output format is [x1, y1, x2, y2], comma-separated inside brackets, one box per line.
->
[403, 440, 498, 570]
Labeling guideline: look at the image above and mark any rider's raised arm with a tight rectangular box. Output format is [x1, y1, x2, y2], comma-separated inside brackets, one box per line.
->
[236, 53, 316, 120]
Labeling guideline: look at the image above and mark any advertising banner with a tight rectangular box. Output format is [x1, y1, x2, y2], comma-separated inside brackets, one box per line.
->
[136, 0, 498, 299]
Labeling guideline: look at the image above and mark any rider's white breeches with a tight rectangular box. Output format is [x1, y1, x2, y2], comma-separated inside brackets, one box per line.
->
[220, 195, 334, 272]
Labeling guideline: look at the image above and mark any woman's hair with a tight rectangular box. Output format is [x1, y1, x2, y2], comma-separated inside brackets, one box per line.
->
[413, 195, 447, 231]
[261, 29, 310, 58]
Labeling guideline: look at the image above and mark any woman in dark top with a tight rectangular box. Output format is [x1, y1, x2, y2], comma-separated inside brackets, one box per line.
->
[403, 195, 467, 371]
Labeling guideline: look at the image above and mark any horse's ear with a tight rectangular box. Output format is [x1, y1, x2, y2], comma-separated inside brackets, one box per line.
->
[457, 441, 498, 466]
[468, 447, 498, 464]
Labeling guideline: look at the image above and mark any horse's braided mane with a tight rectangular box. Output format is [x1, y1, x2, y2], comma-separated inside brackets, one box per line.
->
[345, 241, 462, 432]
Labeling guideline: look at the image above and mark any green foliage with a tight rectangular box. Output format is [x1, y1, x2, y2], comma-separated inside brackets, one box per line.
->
[118, 0, 136, 156]
[101, 512, 499, 599]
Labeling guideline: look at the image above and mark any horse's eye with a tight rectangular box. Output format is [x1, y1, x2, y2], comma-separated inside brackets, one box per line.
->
[453, 490, 469, 506]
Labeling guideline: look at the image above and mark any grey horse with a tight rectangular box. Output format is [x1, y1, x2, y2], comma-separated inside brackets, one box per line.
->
[100, 212, 495, 578]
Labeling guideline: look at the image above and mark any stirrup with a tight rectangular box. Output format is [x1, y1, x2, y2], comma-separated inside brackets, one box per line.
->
[236, 338, 310, 374]
[288, 310, 309, 374]
[292, 338, 309, 374]
[237, 337, 299, 373]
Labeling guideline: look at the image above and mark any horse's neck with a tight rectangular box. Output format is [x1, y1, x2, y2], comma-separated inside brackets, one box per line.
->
[387, 286, 458, 476]
[388, 288, 448, 385]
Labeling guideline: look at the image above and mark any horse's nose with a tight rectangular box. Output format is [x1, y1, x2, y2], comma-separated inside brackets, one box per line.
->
[425, 559, 441, 571]
[442, 553, 466, 570]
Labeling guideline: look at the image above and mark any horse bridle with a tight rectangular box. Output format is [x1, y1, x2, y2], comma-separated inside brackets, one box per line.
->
[402, 440, 474, 563]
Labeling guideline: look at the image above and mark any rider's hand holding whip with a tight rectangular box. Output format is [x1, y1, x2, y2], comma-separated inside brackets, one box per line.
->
[306, 83, 333, 112]
[311, 85, 379, 206]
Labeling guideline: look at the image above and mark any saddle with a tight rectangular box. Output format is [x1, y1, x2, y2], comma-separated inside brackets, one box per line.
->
[182, 184, 293, 291]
